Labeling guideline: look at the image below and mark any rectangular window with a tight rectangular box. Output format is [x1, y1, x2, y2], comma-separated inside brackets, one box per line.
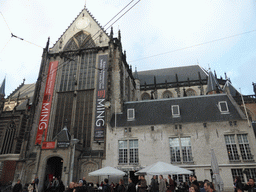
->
[244, 168, 256, 180]
[218, 101, 229, 113]
[170, 138, 181, 162]
[119, 139, 138, 164]
[224, 135, 240, 161]
[231, 169, 245, 182]
[170, 137, 193, 163]
[127, 109, 135, 121]
[129, 140, 139, 164]
[237, 134, 253, 161]
[181, 138, 193, 162]
[118, 140, 127, 164]
[171, 105, 180, 117]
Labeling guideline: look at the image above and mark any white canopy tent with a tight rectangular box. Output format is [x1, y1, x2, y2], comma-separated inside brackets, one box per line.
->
[89, 166, 126, 177]
[135, 161, 193, 175]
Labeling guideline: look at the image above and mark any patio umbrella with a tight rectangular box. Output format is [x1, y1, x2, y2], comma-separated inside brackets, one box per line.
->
[89, 166, 126, 179]
[211, 149, 224, 192]
[135, 161, 192, 175]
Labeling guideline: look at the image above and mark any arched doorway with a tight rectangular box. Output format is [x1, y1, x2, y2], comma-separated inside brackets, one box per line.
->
[43, 157, 63, 191]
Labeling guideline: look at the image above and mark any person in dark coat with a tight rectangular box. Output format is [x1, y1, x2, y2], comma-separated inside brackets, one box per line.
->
[103, 179, 111, 192]
[65, 182, 75, 192]
[234, 176, 243, 192]
[243, 178, 256, 192]
[82, 177, 87, 187]
[13, 180, 23, 192]
[167, 175, 175, 192]
[192, 176, 199, 188]
[127, 178, 136, 192]
[138, 176, 147, 192]
[117, 179, 125, 192]
[151, 176, 159, 192]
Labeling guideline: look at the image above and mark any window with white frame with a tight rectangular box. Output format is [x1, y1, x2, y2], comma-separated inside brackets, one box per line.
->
[224, 134, 253, 161]
[127, 108, 135, 121]
[237, 134, 253, 160]
[170, 137, 193, 163]
[224, 135, 240, 161]
[218, 101, 229, 113]
[181, 138, 193, 162]
[118, 140, 128, 164]
[119, 139, 138, 164]
[171, 105, 180, 117]
[129, 140, 138, 164]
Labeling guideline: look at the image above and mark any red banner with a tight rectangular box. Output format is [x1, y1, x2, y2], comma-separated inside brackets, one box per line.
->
[35, 61, 59, 145]
[42, 142, 55, 149]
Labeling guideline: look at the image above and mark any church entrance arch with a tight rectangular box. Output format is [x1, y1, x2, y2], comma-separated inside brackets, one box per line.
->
[43, 157, 63, 191]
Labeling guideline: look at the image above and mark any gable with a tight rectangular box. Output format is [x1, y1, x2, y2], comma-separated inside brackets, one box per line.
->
[50, 8, 110, 53]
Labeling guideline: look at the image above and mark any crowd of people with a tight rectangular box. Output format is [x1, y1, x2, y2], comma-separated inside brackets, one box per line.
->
[7, 175, 256, 192]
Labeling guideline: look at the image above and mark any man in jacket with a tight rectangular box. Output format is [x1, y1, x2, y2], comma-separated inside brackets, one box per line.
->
[243, 178, 256, 192]
[127, 178, 136, 192]
[13, 180, 22, 192]
[151, 175, 159, 192]
[159, 175, 166, 192]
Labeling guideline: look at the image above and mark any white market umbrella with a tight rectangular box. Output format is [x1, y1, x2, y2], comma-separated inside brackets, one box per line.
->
[211, 149, 224, 192]
[89, 166, 126, 177]
[135, 161, 192, 175]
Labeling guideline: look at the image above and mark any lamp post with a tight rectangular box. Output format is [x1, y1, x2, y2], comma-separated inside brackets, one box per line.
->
[70, 138, 79, 183]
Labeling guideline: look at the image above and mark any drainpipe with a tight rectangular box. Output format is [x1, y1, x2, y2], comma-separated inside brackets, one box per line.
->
[69, 139, 79, 183]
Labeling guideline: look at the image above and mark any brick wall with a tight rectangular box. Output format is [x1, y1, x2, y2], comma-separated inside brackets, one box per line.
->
[0, 160, 17, 185]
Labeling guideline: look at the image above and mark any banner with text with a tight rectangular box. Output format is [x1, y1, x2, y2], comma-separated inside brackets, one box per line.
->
[35, 61, 59, 145]
[94, 55, 108, 141]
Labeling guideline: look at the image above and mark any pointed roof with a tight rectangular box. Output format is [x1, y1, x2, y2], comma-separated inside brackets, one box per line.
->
[50, 7, 110, 53]
[134, 67, 139, 79]
[0, 77, 5, 97]
[53, 126, 71, 142]
[223, 80, 240, 96]
[206, 70, 221, 94]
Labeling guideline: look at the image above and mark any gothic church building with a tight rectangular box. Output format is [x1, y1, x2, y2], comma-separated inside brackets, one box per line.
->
[0, 6, 256, 192]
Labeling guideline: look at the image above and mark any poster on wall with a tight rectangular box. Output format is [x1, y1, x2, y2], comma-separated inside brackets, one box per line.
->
[35, 61, 59, 145]
[94, 55, 108, 142]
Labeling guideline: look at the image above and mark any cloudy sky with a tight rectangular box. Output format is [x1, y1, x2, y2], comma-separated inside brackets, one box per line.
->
[1, 0, 256, 96]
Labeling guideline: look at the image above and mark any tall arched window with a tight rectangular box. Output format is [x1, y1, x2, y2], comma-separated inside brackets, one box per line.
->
[0, 121, 16, 154]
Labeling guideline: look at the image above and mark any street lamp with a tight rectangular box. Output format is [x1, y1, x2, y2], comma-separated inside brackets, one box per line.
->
[70, 138, 79, 183]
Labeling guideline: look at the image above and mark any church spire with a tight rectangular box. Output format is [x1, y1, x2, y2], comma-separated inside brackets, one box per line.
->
[206, 69, 221, 95]
[0, 77, 6, 99]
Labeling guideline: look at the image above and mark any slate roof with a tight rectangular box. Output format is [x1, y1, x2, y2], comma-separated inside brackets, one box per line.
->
[8, 83, 35, 111]
[110, 94, 246, 127]
[53, 127, 71, 142]
[135, 65, 208, 85]
[206, 70, 221, 94]
[223, 80, 240, 97]
[0, 78, 5, 96]
[9, 83, 35, 99]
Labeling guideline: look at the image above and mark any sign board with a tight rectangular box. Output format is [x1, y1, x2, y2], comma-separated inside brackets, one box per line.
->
[42, 142, 55, 149]
[94, 55, 108, 142]
[57, 141, 70, 148]
[35, 61, 59, 145]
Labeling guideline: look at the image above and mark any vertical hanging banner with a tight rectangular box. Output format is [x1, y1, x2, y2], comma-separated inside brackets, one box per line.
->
[94, 55, 108, 141]
[35, 61, 59, 145]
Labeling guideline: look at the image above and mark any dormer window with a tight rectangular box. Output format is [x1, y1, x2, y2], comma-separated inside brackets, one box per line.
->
[127, 108, 135, 121]
[218, 101, 229, 114]
[171, 105, 180, 117]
